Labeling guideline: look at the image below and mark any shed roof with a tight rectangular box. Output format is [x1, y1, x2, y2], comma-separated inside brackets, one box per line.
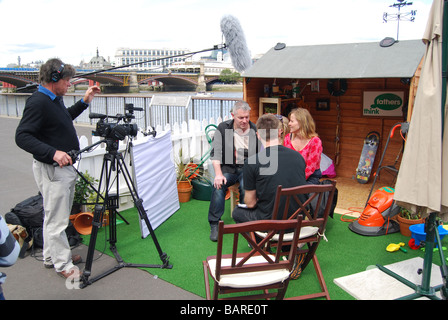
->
[244, 40, 425, 79]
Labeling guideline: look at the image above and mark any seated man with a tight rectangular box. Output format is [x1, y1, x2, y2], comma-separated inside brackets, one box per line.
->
[232, 114, 307, 223]
[208, 101, 259, 241]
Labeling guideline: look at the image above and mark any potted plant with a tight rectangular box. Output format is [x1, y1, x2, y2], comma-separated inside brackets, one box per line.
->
[396, 207, 424, 237]
[175, 149, 197, 203]
[72, 171, 98, 214]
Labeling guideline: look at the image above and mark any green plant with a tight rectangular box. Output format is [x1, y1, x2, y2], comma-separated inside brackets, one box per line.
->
[73, 171, 98, 205]
[175, 149, 200, 182]
[399, 207, 422, 220]
[175, 151, 190, 182]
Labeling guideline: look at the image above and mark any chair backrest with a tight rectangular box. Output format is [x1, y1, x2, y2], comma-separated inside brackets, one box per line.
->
[213, 218, 303, 281]
[272, 181, 336, 226]
[270, 181, 337, 269]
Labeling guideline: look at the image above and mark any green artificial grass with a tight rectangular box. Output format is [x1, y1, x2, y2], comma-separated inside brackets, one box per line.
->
[83, 199, 447, 300]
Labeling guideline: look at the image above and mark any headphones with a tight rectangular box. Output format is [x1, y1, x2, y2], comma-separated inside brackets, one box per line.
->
[50, 64, 65, 82]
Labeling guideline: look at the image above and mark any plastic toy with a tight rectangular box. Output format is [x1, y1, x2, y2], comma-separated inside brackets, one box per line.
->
[409, 223, 448, 248]
[386, 242, 407, 253]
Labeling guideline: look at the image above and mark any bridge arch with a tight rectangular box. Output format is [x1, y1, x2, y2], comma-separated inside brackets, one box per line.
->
[0, 74, 34, 87]
[140, 75, 198, 91]
[204, 76, 220, 84]
[82, 74, 124, 85]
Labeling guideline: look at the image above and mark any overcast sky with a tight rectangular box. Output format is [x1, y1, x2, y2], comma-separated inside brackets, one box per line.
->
[0, 0, 433, 67]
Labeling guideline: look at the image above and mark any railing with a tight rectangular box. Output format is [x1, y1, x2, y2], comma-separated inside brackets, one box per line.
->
[0, 92, 241, 131]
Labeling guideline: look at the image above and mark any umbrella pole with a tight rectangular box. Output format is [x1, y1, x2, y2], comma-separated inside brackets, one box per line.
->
[376, 212, 446, 300]
[443, 0, 448, 136]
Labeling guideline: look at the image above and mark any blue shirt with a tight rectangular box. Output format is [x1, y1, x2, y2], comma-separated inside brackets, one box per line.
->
[38, 85, 88, 105]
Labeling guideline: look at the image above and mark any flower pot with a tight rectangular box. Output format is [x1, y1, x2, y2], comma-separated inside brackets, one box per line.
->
[69, 212, 94, 235]
[177, 180, 192, 203]
[397, 214, 424, 237]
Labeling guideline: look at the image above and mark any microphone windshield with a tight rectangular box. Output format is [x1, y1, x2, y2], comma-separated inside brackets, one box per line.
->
[220, 15, 252, 73]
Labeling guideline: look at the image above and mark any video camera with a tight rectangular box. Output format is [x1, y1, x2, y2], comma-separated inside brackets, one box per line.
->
[90, 103, 141, 141]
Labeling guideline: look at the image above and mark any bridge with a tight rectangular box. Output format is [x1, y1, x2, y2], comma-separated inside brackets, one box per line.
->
[0, 67, 221, 92]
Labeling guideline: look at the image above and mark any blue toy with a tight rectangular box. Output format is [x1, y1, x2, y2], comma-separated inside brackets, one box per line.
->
[409, 223, 448, 247]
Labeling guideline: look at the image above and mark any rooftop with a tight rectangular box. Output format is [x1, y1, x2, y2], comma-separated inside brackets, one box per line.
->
[244, 40, 426, 79]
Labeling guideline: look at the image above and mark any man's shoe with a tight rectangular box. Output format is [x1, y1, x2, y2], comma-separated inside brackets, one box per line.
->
[57, 267, 80, 279]
[72, 254, 82, 265]
[44, 254, 82, 269]
[210, 224, 218, 242]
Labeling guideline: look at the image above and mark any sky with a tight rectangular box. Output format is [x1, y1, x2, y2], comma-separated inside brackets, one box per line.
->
[0, 0, 434, 68]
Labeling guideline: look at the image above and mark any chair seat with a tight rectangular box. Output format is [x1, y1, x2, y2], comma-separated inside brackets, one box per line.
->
[207, 255, 291, 288]
[255, 226, 319, 242]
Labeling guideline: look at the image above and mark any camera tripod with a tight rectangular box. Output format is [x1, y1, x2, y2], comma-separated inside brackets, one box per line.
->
[73, 137, 172, 289]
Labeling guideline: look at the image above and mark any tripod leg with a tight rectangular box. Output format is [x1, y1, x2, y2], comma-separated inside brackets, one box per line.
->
[80, 152, 114, 288]
[80, 204, 104, 288]
[116, 155, 171, 268]
[81, 146, 172, 289]
[107, 194, 118, 247]
[134, 198, 171, 268]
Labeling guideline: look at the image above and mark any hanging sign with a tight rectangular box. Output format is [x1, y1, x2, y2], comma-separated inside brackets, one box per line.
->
[363, 91, 404, 117]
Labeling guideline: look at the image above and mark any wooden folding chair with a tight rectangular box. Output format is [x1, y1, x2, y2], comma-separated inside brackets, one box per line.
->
[202, 218, 303, 300]
[263, 181, 337, 300]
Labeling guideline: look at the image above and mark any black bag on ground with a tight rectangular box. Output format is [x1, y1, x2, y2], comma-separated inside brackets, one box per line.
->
[5, 193, 82, 248]
[5, 193, 45, 248]
[9, 193, 44, 227]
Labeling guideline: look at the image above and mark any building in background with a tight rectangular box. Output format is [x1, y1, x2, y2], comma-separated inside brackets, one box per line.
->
[114, 47, 190, 71]
[80, 48, 113, 69]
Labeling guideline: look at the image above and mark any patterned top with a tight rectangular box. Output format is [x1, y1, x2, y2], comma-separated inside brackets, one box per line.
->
[283, 134, 322, 180]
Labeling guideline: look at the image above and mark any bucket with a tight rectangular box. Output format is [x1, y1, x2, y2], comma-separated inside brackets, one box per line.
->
[191, 177, 213, 201]
[409, 223, 448, 247]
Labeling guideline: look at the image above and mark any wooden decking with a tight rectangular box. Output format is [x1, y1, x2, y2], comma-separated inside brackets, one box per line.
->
[333, 176, 383, 217]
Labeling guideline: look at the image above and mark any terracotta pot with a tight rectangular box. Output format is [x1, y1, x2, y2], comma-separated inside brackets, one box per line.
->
[177, 180, 192, 203]
[70, 212, 94, 235]
[397, 214, 424, 237]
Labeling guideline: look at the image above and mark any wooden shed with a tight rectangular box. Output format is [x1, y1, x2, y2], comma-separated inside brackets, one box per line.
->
[242, 40, 425, 184]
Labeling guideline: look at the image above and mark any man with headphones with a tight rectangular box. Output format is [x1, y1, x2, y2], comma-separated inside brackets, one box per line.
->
[15, 58, 100, 281]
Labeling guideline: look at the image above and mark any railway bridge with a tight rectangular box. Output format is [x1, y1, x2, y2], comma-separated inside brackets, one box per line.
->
[0, 67, 220, 92]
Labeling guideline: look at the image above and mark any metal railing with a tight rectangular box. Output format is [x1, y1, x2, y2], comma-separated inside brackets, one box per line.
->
[0, 92, 242, 130]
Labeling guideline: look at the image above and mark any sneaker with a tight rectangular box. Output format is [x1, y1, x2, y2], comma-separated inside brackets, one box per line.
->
[210, 223, 218, 242]
[44, 254, 83, 269]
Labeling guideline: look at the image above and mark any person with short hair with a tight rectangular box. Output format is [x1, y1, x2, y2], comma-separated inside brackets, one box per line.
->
[232, 114, 307, 223]
[208, 101, 260, 241]
[15, 58, 100, 280]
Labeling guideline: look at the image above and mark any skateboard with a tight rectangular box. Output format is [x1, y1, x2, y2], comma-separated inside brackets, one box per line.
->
[356, 131, 380, 184]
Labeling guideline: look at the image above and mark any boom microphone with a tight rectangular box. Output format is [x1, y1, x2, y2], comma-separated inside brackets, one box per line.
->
[220, 15, 252, 73]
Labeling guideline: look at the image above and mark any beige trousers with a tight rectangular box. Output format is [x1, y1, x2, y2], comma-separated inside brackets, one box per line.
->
[33, 160, 77, 273]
